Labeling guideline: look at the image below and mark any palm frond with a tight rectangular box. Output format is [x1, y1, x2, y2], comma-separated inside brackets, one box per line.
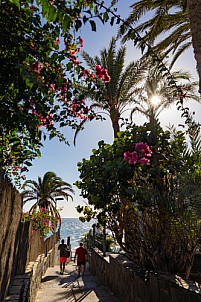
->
[170, 41, 192, 69]
[73, 119, 88, 146]
[120, 0, 191, 62]
[81, 51, 96, 70]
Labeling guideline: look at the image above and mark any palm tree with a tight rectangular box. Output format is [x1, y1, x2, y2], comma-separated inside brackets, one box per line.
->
[187, 0, 201, 94]
[130, 63, 199, 123]
[74, 37, 146, 142]
[121, 0, 191, 68]
[22, 171, 75, 214]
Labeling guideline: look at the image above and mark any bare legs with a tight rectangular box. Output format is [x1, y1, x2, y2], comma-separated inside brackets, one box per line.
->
[77, 264, 85, 276]
[81, 264, 85, 275]
[60, 262, 66, 274]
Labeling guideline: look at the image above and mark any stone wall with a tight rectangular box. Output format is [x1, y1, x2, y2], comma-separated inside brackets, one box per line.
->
[0, 170, 23, 301]
[90, 248, 201, 302]
[0, 170, 60, 301]
[4, 240, 60, 302]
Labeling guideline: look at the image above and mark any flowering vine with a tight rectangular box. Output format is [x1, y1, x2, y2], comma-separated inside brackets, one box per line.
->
[0, 0, 111, 185]
[21, 208, 61, 238]
[124, 142, 152, 165]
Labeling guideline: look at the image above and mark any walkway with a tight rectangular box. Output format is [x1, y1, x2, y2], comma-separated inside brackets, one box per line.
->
[36, 261, 119, 302]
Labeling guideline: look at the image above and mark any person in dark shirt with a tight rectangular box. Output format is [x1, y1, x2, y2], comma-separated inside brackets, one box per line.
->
[58, 239, 68, 274]
[74, 242, 87, 275]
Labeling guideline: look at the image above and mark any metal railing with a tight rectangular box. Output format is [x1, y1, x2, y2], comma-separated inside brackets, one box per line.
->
[87, 226, 107, 256]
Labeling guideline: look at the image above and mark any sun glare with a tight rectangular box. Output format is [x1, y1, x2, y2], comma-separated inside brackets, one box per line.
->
[151, 95, 161, 106]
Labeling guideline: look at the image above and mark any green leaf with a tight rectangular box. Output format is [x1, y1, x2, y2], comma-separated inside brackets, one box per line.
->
[48, 5, 57, 22]
[75, 19, 82, 31]
[120, 24, 125, 34]
[103, 12, 109, 22]
[110, 16, 115, 26]
[41, 0, 50, 18]
[76, 205, 83, 213]
[116, 17, 121, 24]
[130, 32, 136, 40]
[104, 144, 111, 150]
[25, 78, 34, 89]
[24, 162, 33, 167]
[57, 11, 64, 24]
[83, 15, 89, 24]
[94, 5, 98, 15]
[89, 20, 96, 31]
[63, 15, 71, 32]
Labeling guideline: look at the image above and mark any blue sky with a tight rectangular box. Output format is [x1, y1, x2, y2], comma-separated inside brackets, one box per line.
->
[23, 0, 201, 217]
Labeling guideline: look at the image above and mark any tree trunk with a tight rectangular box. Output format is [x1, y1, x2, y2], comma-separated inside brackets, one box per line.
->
[187, 0, 201, 95]
[111, 117, 120, 138]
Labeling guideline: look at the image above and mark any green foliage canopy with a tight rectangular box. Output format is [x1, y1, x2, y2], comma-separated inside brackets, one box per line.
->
[0, 0, 108, 184]
[75, 122, 188, 221]
[75, 122, 201, 276]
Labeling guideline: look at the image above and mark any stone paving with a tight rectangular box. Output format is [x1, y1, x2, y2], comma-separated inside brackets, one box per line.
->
[35, 261, 119, 302]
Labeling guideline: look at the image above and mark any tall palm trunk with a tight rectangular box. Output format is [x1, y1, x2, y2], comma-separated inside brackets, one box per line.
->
[188, 0, 201, 94]
[111, 107, 120, 138]
[111, 117, 120, 138]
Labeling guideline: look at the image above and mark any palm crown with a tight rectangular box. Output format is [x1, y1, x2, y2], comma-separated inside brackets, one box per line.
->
[76, 37, 146, 140]
[121, 0, 191, 68]
[22, 171, 75, 213]
[130, 62, 199, 123]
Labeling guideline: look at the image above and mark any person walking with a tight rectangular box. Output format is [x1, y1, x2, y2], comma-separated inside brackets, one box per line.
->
[58, 239, 69, 274]
[74, 242, 87, 276]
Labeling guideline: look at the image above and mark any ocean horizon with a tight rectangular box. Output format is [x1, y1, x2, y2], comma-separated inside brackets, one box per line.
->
[60, 217, 95, 253]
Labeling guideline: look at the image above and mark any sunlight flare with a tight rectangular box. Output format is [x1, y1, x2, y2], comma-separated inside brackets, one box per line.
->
[151, 95, 161, 106]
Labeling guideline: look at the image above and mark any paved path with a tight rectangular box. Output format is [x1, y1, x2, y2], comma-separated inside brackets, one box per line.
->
[36, 261, 119, 302]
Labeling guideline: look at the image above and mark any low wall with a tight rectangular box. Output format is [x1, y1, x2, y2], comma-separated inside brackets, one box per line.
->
[0, 170, 23, 301]
[4, 240, 60, 302]
[0, 168, 60, 301]
[90, 248, 201, 302]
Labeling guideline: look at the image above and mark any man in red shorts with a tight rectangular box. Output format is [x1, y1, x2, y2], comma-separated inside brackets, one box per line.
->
[58, 239, 68, 274]
[74, 242, 87, 275]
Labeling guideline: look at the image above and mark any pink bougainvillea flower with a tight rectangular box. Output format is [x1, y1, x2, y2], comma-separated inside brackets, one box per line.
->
[70, 50, 76, 56]
[129, 158, 137, 165]
[100, 69, 108, 76]
[135, 142, 151, 155]
[146, 153, 152, 157]
[55, 38, 60, 45]
[78, 36, 83, 43]
[104, 75, 111, 83]
[124, 152, 130, 161]
[95, 65, 101, 72]
[135, 142, 145, 150]
[131, 151, 138, 161]
[138, 158, 150, 165]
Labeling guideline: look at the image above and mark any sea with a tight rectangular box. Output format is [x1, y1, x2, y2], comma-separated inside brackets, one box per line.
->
[60, 218, 95, 253]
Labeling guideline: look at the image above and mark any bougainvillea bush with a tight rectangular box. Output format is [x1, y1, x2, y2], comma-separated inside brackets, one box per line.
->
[0, 0, 112, 185]
[75, 121, 201, 278]
[21, 208, 61, 238]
